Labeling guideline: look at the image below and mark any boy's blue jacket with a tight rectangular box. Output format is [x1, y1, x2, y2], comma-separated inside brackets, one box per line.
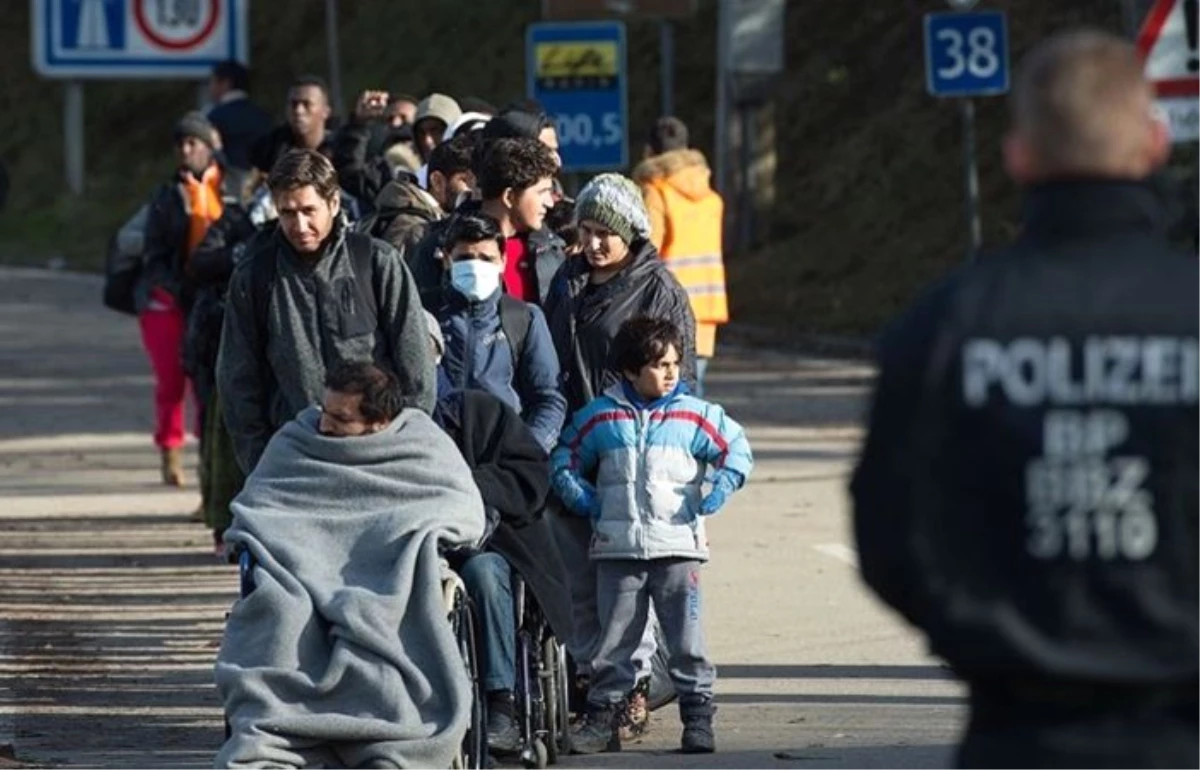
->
[436, 288, 566, 453]
[551, 382, 753, 562]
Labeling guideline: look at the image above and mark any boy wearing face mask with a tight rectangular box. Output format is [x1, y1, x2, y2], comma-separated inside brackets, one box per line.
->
[435, 212, 566, 454]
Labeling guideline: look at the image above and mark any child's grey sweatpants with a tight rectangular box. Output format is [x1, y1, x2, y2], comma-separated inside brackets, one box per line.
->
[589, 557, 715, 707]
[549, 511, 657, 679]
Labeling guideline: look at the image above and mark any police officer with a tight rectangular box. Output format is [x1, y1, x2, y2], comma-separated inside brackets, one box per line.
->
[851, 30, 1197, 769]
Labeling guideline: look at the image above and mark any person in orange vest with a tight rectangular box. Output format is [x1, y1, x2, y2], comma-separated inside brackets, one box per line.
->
[632, 117, 727, 397]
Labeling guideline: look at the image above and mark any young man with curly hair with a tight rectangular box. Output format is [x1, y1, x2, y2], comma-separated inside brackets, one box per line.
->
[405, 137, 565, 311]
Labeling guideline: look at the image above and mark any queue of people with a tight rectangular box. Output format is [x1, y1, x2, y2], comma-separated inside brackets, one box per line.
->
[103, 59, 748, 765]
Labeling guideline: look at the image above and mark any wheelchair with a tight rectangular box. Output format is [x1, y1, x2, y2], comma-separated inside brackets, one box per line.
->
[232, 550, 489, 770]
[511, 573, 571, 768]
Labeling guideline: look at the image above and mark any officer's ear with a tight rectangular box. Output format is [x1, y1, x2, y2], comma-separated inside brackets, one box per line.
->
[1003, 131, 1039, 185]
[1144, 114, 1171, 173]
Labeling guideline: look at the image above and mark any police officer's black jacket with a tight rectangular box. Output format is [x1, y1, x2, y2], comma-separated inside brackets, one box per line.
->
[851, 179, 1198, 685]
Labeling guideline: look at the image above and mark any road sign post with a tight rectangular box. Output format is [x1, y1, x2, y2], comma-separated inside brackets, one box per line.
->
[925, 8, 1010, 261]
[32, 0, 249, 194]
[526, 21, 629, 173]
[1137, 0, 1200, 142]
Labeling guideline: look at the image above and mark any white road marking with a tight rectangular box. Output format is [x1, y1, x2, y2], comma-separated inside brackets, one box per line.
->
[813, 543, 859, 568]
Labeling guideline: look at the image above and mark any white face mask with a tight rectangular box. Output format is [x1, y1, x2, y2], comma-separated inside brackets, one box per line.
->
[450, 259, 503, 302]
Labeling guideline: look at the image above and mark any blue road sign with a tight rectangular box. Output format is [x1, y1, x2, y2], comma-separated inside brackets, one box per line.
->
[527, 21, 628, 172]
[32, 0, 248, 79]
[924, 10, 1010, 97]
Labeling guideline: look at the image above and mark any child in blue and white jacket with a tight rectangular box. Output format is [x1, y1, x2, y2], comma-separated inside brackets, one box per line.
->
[551, 316, 753, 756]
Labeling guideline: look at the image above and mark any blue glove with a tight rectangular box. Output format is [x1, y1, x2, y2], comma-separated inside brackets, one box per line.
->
[700, 487, 728, 516]
[577, 486, 602, 520]
[700, 472, 741, 516]
[555, 469, 601, 519]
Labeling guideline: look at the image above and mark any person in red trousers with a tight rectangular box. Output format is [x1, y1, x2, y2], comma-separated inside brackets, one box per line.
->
[138, 112, 240, 486]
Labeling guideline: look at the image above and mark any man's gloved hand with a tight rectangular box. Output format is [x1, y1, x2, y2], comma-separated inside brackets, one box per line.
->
[700, 471, 743, 516]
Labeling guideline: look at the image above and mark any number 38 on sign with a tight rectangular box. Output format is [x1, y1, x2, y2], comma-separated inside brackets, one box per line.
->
[924, 10, 1011, 97]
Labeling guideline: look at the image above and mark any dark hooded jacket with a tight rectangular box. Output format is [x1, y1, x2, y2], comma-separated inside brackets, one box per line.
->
[433, 380, 572, 640]
[364, 178, 444, 256]
[543, 238, 697, 414]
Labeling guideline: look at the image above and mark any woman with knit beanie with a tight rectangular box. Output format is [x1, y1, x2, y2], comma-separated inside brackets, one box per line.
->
[542, 172, 696, 744]
[543, 173, 696, 413]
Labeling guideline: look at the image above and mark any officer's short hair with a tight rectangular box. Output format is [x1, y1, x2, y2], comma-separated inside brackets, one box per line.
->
[1012, 30, 1152, 175]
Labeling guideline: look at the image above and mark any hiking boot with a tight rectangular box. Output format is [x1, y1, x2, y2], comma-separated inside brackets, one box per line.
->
[161, 447, 185, 487]
[619, 678, 650, 740]
[485, 691, 521, 754]
[680, 697, 716, 754]
[570, 702, 621, 755]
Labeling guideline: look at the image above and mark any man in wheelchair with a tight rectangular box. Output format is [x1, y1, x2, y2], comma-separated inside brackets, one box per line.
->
[214, 362, 487, 769]
[426, 314, 573, 757]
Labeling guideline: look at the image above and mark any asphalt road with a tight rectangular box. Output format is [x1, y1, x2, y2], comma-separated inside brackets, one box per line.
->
[0, 267, 964, 769]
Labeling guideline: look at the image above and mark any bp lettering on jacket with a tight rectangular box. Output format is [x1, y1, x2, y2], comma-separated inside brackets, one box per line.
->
[962, 335, 1199, 563]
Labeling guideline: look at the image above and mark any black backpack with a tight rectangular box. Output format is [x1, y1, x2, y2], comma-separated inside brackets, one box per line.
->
[102, 200, 154, 316]
[497, 293, 534, 372]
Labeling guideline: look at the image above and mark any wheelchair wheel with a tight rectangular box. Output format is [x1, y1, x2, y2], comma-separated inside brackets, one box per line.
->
[448, 582, 487, 770]
[542, 637, 571, 763]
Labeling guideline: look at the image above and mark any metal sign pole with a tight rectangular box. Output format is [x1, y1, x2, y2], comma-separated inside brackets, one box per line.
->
[660, 19, 675, 118]
[961, 97, 982, 260]
[64, 81, 84, 196]
[325, 0, 345, 121]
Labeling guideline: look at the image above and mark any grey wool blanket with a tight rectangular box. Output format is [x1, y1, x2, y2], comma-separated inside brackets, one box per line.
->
[214, 406, 486, 769]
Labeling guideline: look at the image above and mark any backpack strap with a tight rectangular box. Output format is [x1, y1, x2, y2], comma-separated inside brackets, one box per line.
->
[344, 231, 380, 321]
[498, 293, 533, 375]
[247, 227, 280, 408]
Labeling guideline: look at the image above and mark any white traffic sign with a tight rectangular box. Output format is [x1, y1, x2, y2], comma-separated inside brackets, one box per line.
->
[32, 0, 249, 79]
[1138, 0, 1199, 91]
[1137, 0, 1199, 141]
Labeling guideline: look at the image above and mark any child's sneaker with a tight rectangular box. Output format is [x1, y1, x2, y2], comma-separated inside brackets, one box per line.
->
[619, 678, 650, 740]
[679, 697, 716, 754]
[570, 702, 622, 754]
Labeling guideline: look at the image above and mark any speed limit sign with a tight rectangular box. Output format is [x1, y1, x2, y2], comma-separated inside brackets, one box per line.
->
[134, 0, 222, 51]
[32, 0, 249, 79]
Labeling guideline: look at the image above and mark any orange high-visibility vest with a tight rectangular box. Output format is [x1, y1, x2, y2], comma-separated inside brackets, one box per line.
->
[639, 150, 729, 357]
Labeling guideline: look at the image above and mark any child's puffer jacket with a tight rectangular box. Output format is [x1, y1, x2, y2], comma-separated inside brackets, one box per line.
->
[551, 383, 753, 561]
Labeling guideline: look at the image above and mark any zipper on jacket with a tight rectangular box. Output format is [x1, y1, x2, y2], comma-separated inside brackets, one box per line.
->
[635, 405, 652, 557]
[461, 313, 476, 392]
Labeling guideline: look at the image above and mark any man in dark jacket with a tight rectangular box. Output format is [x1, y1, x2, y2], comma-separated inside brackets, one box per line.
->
[187, 189, 277, 556]
[205, 60, 272, 174]
[406, 138, 565, 311]
[851, 30, 1198, 769]
[332, 89, 416, 211]
[434, 212, 566, 454]
[250, 75, 336, 175]
[216, 150, 435, 474]
[424, 313, 571, 755]
[361, 131, 479, 256]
